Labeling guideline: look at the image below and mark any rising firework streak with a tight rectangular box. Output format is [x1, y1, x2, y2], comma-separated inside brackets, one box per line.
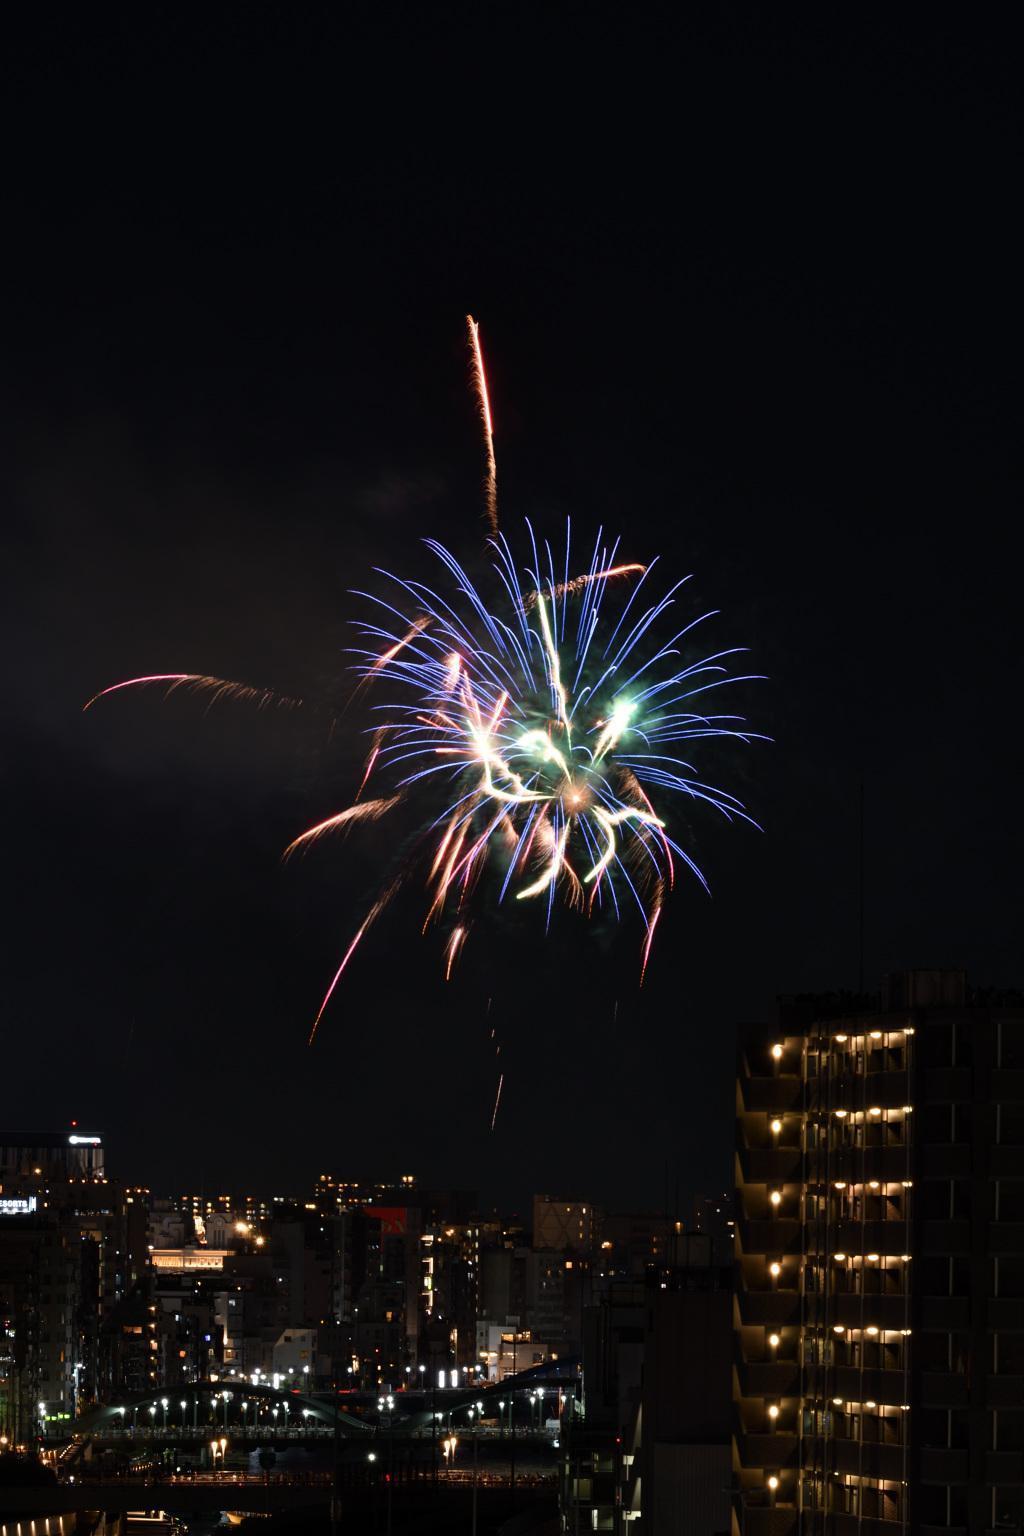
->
[467, 315, 498, 536]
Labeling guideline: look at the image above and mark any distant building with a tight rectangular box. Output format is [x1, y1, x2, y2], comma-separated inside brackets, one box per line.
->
[561, 1241, 732, 1534]
[534, 1195, 601, 1253]
[734, 969, 1024, 1536]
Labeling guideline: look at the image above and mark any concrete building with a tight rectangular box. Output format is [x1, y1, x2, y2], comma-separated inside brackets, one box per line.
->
[734, 970, 1024, 1536]
[562, 1248, 732, 1534]
[534, 1195, 601, 1253]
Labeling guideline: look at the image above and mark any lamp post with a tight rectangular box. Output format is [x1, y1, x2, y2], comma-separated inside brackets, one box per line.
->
[468, 1407, 479, 1536]
[161, 1398, 169, 1433]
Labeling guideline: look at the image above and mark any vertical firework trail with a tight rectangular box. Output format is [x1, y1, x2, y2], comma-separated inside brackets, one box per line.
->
[467, 314, 498, 536]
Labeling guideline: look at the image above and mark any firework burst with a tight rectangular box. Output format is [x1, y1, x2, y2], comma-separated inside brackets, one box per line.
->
[291, 518, 764, 1036]
[85, 325, 765, 1047]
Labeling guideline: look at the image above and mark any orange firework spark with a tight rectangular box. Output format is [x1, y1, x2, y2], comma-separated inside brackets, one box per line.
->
[83, 673, 304, 714]
[282, 794, 403, 860]
[522, 563, 646, 610]
[444, 924, 466, 981]
[307, 873, 406, 1044]
[467, 315, 497, 536]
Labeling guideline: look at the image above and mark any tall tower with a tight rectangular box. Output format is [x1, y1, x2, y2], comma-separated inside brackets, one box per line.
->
[733, 971, 1024, 1536]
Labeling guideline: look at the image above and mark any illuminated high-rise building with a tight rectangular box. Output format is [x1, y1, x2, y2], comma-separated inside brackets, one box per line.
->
[734, 970, 1024, 1536]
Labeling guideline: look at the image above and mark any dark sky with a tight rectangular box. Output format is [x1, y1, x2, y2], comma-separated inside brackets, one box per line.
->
[2, 10, 1020, 1215]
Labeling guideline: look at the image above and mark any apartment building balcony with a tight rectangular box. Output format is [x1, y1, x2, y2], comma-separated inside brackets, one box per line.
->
[921, 1295, 971, 1329]
[831, 1219, 910, 1254]
[921, 1144, 973, 1178]
[737, 1146, 803, 1183]
[920, 1371, 969, 1406]
[986, 1450, 1024, 1484]
[736, 1288, 801, 1327]
[834, 1515, 906, 1536]
[831, 1438, 906, 1482]
[739, 1219, 802, 1255]
[990, 1068, 1024, 1101]
[740, 1359, 800, 1397]
[989, 1221, 1024, 1254]
[830, 1292, 911, 1330]
[832, 1365, 908, 1404]
[922, 1067, 974, 1101]
[989, 1297, 1024, 1328]
[741, 1501, 797, 1536]
[985, 1373, 1024, 1405]
[921, 1220, 971, 1254]
[740, 1078, 804, 1113]
[991, 1144, 1024, 1175]
[740, 1430, 799, 1468]
[920, 1445, 969, 1482]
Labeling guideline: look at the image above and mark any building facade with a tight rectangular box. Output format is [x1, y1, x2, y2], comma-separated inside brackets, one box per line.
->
[734, 970, 1024, 1536]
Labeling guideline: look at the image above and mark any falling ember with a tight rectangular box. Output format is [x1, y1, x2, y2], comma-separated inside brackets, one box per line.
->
[490, 1071, 504, 1132]
[307, 873, 406, 1044]
[355, 736, 383, 801]
[639, 904, 662, 986]
[83, 673, 304, 714]
[467, 315, 498, 536]
[283, 794, 403, 860]
[444, 925, 466, 981]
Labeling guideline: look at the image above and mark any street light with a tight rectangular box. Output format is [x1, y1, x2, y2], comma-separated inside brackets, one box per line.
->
[161, 1397, 169, 1432]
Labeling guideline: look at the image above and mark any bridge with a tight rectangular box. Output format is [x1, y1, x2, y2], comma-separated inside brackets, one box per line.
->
[51, 1362, 578, 1448]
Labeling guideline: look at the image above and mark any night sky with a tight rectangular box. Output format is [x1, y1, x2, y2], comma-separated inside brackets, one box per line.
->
[3, 11, 1019, 1214]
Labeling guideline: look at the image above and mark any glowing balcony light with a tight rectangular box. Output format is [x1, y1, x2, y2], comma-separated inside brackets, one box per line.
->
[867, 1253, 879, 1262]
[833, 1325, 845, 1334]
[902, 1180, 913, 1188]
[768, 1333, 780, 1349]
[834, 1109, 847, 1119]
[770, 1190, 782, 1207]
[771, 1043, 783, 1060]
[768, 1405, 779, 1421]
[904, 1027, 915, 1035]
[834, 1034, 848, 1043]
[769, 1262, 782, 1277]
[832, 1397, 843, 1406]
[770, 1118, 782, 1134]
[834, 1252, 847, 1261]
[902, 1105, 913, 1113]
[768, 1475, 779, 1490]
[868, 1180, 879, 1189]
[866, 1326, 879, 1336]
[870, 1030, 882, 1040]
[869, 1106, 882, 1117]
[901, 1254, 912, 1262]
[865, 1400, 876, 1409]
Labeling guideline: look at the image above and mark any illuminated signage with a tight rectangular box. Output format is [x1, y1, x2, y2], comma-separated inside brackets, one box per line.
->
[0, 1196, 37, 1215]
[68, 1134, 102, 1146]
